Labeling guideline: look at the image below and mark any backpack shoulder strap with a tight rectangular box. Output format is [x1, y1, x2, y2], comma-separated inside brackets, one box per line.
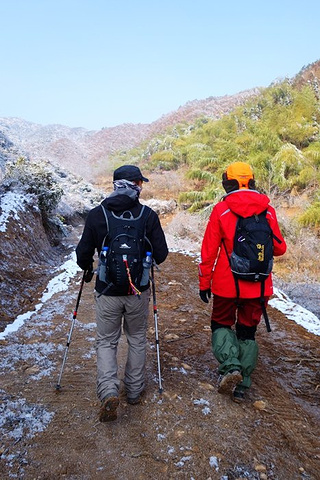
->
[140, 204, 152, 222]
[140, 205, 152, 250]
[101, 204, 109, 222]
[100, 204, 110, 249]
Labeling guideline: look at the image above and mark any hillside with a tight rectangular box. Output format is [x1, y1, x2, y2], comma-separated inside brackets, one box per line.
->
[0, 88, 259, 181]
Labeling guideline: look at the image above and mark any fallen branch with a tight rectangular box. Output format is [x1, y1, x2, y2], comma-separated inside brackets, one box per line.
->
[276, 356, 319, 363]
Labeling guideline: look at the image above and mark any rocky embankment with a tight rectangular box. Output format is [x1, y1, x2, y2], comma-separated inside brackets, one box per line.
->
[0, 191, 65, 328]
[0, 182, 180, 332]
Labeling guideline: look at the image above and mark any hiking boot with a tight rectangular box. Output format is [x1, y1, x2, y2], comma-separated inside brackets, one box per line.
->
[218, 370, 243, 395]
[127, 395, 141, 405]
[127, 390, 145, 405]
[232, 385, 246, 404]
[99, 395, 119, 422]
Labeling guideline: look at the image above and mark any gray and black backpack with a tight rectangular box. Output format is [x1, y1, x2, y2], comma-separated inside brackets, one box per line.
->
[98, 205, 151, 295]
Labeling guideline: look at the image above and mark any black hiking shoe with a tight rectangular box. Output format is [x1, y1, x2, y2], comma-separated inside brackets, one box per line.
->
[232, 385, 246, 403]
[127, 390, 145, 405]
[218, 370, 243, 395]
[99, 395, 119, 422]
[127, 395, 141, 405]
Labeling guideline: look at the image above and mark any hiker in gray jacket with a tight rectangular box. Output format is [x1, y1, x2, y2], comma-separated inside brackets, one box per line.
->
[76, 165, 168, 422]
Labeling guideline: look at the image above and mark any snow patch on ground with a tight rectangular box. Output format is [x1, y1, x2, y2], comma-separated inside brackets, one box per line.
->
[269, 287, 320, 336]
[0, 340, 63, 381]
[209, 455, 220, 470]
[0, 390, 54, 441]
[193, 398, 210, 406]
[0, 388, 54, 475]
[0, 253, 81, 340]
[174, 455, 192, 467]
[194, 398, 211, 415]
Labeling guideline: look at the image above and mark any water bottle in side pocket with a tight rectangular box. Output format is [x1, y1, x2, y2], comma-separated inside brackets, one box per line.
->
[98, 246, 109, 282]
[140, 251, 152, 286]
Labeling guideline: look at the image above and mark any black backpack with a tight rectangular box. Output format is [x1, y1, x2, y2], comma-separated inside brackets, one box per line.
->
[98, 204, 151, 296]
[230, 211, 274, 282]
[223, 210, 281, 332]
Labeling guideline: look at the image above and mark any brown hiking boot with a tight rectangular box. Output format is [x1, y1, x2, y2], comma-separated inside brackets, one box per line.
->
[99, 395, 119, 422]
[218, 370, 243, 395]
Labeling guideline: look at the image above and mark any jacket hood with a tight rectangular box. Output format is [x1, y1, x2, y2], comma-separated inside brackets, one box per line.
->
[224, 190, 270, 217]
[102, 190, 139, 212]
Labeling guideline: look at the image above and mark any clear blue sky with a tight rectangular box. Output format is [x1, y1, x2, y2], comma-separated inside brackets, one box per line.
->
[1, 0, 319, 130]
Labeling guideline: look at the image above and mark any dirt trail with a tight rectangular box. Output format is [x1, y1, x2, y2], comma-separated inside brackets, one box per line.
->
[1, 252, 320, 480]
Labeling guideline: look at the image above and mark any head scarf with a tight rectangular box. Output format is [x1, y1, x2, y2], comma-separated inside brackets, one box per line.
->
[111, 179, 141, 199]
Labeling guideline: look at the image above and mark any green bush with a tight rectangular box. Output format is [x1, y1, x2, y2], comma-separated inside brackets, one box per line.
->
[149, 151, 180, 170]
[299, 200, 320, 227]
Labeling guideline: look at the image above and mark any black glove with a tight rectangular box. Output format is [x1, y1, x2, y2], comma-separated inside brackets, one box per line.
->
[84, 266, 94, 283]
[199, 289, 211, 303]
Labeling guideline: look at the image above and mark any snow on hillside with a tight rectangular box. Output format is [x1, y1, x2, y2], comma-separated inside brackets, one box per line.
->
[0, 191, 38, 232]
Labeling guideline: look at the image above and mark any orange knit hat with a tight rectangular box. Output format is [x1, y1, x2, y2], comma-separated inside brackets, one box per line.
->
[225, 162, 254, 189]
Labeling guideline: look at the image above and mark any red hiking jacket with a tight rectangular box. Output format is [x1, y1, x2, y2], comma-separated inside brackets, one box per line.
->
[199, 190, 287, 298]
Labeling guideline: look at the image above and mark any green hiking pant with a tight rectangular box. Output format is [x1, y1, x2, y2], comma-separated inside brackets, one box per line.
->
[237, 339, 259, 388]
[212, 328, 259, 388]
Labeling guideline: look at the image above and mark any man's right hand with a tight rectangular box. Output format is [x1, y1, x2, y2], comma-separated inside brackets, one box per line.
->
[199, 289, 211, 303]
[84, 267, 94, 283]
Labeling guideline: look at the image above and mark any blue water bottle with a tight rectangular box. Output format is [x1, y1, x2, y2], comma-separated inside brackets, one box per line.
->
[140, 251, 152, 286]
[98, 246, 109, 282]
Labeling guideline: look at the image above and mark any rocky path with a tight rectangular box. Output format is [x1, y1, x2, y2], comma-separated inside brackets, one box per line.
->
[0, 251, 320, 480]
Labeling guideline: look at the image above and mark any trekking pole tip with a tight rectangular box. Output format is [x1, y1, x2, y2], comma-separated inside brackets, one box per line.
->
[55, 384, 62, 391]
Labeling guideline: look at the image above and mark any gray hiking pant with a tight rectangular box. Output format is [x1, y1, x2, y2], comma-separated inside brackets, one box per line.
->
[95, 289, 150, 402]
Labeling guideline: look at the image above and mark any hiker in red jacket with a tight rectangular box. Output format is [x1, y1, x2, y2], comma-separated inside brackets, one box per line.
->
[199, 162, 286, 402]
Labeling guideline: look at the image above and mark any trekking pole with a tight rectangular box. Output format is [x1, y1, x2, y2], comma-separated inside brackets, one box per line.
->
[151, 262, 163, 394]
[260, 282, 272, 333]
[56, 270, 86, 391]
[261, 302, 272, 333]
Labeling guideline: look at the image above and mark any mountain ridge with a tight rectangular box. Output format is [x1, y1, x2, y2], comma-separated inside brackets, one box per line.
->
[0, 88, 260, 181]
[1, 58, 319, 182]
